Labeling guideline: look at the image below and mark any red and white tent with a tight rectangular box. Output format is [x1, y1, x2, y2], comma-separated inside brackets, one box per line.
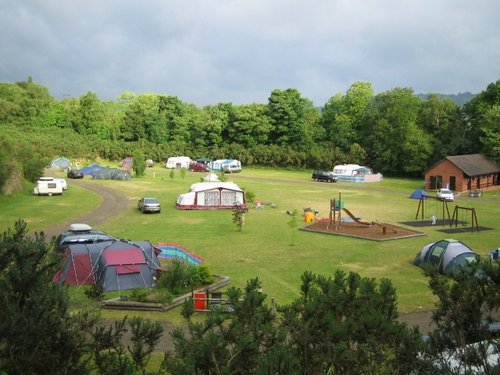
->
[176, 181, 246, 210]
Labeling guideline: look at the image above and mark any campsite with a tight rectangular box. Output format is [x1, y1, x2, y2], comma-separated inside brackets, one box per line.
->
[1, 164, 498, 316]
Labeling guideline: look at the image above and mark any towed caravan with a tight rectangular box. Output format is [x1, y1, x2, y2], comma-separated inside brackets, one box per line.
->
[166, 156, 192, 169]
[33, 177, 63, 196]
[176, 181, 246, 210]
[211, 159, 242, 173]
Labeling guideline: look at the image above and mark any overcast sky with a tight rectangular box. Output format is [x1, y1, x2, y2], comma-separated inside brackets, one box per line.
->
[1, 0, 499, 107]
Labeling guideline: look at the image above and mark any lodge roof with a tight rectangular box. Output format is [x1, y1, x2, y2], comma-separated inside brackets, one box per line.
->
[426, 154, 500, 177]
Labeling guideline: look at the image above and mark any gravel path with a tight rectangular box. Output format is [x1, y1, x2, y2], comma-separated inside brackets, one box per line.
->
[43, 179, 131, 238]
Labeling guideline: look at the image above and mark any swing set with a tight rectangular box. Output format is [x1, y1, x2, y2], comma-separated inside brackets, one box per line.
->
[415, 195, 451, 225]
[451, 206, 479, 232]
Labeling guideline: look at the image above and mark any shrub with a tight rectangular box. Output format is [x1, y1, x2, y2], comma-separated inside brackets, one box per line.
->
[23, 156, 46, 183]
[129, 288, 149, 302]
[84, 283, 104, 301]
[156, 261, 214, 295]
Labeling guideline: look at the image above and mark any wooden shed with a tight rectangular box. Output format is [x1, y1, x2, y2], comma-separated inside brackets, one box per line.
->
[424, 154, 500, 192]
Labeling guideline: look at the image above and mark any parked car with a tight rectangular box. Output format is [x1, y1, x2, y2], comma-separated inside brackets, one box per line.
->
[312, 170, 338, 183]
[56, 223, 115, 251]
[67, 169, 84, 179]
[437, 188, 454, 201]
[188, 162, 210, 172]
[138, 197, 161, 213]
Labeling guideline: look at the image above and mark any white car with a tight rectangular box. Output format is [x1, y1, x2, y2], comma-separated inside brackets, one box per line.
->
[437, 188, 454, 201]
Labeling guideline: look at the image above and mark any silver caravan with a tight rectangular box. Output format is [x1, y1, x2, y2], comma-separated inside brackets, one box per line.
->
[33, 177, 63, 196]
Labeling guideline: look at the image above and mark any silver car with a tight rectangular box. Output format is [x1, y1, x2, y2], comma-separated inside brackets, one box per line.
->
[138, 197, 161, 213]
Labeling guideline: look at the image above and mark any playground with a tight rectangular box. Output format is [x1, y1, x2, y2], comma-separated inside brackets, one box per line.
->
[301, 220, 424, 241]
[401, 194, 493, 233]
[301, 193, 425, 241]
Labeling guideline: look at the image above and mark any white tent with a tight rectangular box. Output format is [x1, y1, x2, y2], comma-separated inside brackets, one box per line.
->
[176, 181, 246, 210]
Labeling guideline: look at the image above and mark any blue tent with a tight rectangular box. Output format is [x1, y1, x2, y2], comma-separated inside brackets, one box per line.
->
[79, 163, 106, 176]
[410, 189, 427, 199]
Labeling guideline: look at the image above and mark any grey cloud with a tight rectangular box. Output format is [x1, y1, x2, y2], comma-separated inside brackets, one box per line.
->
[1, 0, 499, 106]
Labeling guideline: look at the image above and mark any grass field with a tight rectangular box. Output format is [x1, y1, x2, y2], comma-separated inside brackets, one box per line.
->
[1, 166, 499, 315]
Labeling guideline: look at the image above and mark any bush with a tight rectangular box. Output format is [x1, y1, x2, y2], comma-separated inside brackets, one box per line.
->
[84, 283, 104, 301]
[23, 156, 46, 183]
[129, 288, 149, 302]
[156, 261, 214, 295]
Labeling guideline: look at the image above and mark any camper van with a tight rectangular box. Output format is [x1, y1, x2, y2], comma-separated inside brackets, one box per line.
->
[33, 177, 63, 196]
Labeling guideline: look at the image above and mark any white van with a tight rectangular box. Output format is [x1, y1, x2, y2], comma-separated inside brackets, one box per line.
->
[33, 177, 63, 196]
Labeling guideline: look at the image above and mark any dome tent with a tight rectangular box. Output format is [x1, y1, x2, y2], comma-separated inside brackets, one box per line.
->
[93, 168, 131, 180]
[50, 157, 71, 170]
[413, 239, 478, 276]
[79, 163, 106, 176]
[410, 189, 427, 199]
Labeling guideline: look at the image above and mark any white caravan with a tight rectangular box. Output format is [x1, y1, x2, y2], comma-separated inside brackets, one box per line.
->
[33, 177, 64, 196]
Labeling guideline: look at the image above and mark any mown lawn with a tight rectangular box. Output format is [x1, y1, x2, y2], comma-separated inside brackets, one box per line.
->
[2, 166, 499, 316]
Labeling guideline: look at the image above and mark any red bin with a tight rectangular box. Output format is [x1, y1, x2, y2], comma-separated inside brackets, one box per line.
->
[193, 291, 207, 310]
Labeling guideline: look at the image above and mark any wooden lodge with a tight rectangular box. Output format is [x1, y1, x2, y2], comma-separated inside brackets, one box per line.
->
[424, 154, 500, 192]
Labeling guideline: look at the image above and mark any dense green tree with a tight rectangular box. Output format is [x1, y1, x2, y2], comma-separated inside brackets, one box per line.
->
[0, 220, 168, 374]
[199, 103, 233, 148]
[121, 94, 163, 142]
[132, 149, 146, 177]
[0, 220, 97, 374]
[480, 105, 500, 164]
[164, 278, 298, 375]
[281, 270, 423, 375]
[159, 95, 195, 147]
[268, 89, 320, 151]
[0, 82, 25, 126]
[228, 104, 272, 147]
[419, 260, 500, 374]
[75, 91, 106, 135]
[417, 94, 465, 163]
[22, 155, 46, 183]
[322, 82, 374, 151]
[0, 78, 55, 128]
[463, 79, 500, 156]
[165, 272, 423, 375]
[360, 87, 431, 175]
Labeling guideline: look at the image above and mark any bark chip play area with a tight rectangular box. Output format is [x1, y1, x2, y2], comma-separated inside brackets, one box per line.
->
[301, 220, 425, 241]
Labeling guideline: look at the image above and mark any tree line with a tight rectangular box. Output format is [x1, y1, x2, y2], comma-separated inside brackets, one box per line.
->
[0, 77, 499, 184]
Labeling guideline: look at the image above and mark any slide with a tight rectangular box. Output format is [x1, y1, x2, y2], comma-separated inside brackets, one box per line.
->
[342, 208, 373, 226]
[155, 243, 204, 265]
